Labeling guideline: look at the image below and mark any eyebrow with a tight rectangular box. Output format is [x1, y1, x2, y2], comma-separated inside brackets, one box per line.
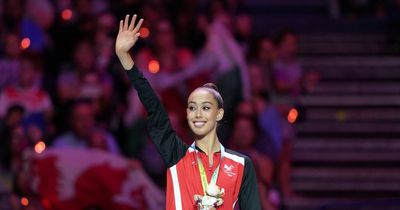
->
[188, 101, 214, 105]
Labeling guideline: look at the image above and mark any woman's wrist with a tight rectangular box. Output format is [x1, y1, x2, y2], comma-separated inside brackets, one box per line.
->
[116, 49, 128, 57]
[116, 51, 135, 70]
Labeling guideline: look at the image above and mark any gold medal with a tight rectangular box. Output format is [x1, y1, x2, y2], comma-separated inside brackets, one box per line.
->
[192, 143, 225, 209]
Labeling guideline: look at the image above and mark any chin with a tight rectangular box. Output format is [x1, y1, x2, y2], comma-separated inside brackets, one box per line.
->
[191, 130, 208, 138]
[190, 127, 211, 138]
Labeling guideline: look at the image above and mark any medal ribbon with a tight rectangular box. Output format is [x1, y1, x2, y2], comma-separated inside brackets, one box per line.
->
[192, 142, 225, 195]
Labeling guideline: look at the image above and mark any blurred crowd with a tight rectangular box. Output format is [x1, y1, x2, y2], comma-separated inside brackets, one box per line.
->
[0, 0, 320, 209]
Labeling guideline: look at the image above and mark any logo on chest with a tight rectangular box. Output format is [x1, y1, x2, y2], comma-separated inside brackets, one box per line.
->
[223, 164, 236, 177]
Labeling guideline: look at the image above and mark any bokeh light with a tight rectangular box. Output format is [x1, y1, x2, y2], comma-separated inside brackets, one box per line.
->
[139, 27, 150, 38]
[34, 141, 46, 154]
[288, 108, 299, 124]
[21, 197, 29, 207]
[61, 9, 73, 21]
[20, 38, 31, 50]
[148, 60, 160, 74]
[336, 110, 347, 122]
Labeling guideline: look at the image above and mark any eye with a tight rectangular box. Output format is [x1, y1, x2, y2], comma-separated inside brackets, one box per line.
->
[188, 105, 196, 111]
[202, 106, 210, 111]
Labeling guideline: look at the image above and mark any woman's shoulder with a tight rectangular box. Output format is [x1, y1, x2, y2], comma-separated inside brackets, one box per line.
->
[223, 148, 253, 166]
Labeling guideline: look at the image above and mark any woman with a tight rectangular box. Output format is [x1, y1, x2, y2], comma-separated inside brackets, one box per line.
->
[115, 14, 261, 210]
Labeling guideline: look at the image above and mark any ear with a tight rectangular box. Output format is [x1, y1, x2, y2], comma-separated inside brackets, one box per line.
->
[216, 108, 224, 121]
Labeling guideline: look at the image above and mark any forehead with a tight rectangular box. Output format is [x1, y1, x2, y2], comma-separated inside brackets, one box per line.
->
[188, 89, 216, 104]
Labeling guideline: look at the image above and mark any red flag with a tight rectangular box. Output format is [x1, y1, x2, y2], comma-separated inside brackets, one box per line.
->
[24, 148, 164, 210]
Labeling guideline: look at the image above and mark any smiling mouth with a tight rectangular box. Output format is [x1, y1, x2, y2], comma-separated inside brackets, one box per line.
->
[193, 121, 206, 127]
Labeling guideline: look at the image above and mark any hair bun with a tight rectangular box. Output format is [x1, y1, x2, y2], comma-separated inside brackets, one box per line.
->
[202, 83, 219, 92]
[199, 83, 224, 108]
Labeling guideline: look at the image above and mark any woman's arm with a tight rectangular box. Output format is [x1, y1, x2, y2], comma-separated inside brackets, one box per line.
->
[115, 14, 189, 167]
[238, 157, 262, 210]
[115, 14, 143, 70]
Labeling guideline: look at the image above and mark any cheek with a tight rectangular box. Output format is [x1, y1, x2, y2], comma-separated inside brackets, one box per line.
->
[186, 110, 193, 120]
[208, 111, 221, 122]
[186, 111, 197, 127]
[186, 114, 191, 125]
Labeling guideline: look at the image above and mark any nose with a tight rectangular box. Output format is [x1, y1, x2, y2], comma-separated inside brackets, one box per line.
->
[195, 109, 202, 118]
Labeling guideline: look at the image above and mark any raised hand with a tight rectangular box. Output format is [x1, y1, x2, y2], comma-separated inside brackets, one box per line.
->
[115, 14, 143, 55]
[115, 14, 143, 70]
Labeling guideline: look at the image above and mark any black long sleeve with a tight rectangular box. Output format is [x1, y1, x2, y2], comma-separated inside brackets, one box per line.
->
[126, 66, 189, 167]
[126, 66, 261, 209]
[239, 157, 262, 210]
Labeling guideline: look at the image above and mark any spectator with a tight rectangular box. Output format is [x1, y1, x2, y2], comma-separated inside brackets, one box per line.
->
[245, 61, 295, 200]
[57, 40, 99, 102]
[0, 33, 22, 90]
[234, 12, 253, 55]
[8, 125, 29, 172]
[270, 31, 302, 198]
[230, 116, 277, 210]
[22, 0, 55, 53]
[0, 105, 25, 170]
[95, 11, 118, 74]
[245, 63, 282, 163]
[0, 54, 53, 129]
[136, 19, 194, 118]
[56, 40, 116, 127]
[273, 30, 303, 101]
[2, 0, 25, 32]
[257, 37, 276, 65]
[52, 99, 120, 154]
[248, 36, 276, 88]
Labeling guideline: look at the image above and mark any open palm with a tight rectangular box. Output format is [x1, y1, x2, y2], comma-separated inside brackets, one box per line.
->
[115, 14, 143, 54]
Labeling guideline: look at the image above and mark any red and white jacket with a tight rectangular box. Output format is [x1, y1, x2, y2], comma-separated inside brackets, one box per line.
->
[127, 67, 261, 210]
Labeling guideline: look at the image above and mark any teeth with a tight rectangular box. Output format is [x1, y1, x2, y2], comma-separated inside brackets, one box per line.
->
[194, 122, 205, 127]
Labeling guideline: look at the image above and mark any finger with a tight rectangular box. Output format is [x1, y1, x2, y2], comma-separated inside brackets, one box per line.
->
[119, 20, 123, 33]
[128, 14, 137, 31]
[132, 32, 140, 42]
[124, 14, 130, 30]
[133, 19, 144, 33]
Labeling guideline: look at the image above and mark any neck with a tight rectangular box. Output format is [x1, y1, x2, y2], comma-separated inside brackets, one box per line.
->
[195, 130, 221, 157]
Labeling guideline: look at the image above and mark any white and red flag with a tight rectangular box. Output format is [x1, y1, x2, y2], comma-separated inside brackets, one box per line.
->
[23, 148, 164, 210]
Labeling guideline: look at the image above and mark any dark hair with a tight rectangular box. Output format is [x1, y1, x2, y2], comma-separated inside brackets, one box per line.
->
[273, 29, 298, 46]
[6, 104, 25, 116]
[200, 83, 224, 109]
